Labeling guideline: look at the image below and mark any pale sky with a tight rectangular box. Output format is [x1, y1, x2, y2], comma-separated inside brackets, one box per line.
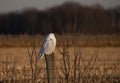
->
[0, 0, 120, 13]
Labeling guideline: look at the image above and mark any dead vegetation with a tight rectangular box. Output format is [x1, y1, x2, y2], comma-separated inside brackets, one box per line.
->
[0, 34, 120, 47]
[0, 47, 120, 83]
[0, 34, 120, 83]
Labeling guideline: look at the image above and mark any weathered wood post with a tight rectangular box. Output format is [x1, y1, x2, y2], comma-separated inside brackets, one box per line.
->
[45, 53, 57, 83]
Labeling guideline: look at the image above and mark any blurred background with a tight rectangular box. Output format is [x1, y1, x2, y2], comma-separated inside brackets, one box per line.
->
[0, 0, 120, 35]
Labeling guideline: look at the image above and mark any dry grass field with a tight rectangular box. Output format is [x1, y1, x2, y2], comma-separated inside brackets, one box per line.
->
[0, 34, 120, 47]
[0, 35, 120, 83]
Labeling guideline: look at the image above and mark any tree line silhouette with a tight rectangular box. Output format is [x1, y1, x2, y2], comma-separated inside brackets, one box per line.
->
[0, 2, 120, 35]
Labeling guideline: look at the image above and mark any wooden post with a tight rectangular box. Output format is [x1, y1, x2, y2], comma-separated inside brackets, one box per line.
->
[45, 53, 57, 83]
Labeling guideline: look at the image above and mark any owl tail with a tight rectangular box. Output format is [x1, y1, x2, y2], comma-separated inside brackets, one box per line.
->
[38, 53, 44, 60]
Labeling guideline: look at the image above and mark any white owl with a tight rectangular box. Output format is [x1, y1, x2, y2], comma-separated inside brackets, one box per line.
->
[38, 33, 56, 59]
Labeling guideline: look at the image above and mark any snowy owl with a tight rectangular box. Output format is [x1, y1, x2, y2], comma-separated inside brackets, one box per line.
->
[38, 33, 56, 59]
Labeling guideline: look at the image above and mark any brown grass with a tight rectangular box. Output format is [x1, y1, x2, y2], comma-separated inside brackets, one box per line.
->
[0, 34, 120, 83]
[0, 34, 120, 47]
[0, 47, 120, 83]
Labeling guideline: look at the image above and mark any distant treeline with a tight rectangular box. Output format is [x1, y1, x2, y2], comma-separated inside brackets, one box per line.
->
[0, 2, 120, 35]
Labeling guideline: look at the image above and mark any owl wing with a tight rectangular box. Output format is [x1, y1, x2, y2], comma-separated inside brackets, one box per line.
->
[38, 36, 55, 59]
[44, 38, 55, 55]
[38, 36, 49, 59]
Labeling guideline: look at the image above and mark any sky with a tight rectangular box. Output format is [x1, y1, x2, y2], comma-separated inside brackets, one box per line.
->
[0, 0, 120, 13]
